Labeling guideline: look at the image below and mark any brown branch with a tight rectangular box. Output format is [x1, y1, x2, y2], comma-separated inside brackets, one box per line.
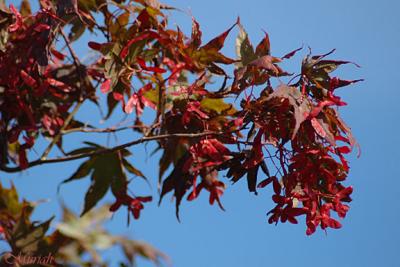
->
[60, 29, 81, 69]
[278, 144, 288, 177]
[62, 126, 128, 134]
[61, 124, 149, 134]
[0, 131, 227, 173]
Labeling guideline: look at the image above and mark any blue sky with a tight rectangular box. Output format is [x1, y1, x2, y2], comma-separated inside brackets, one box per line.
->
[2, 0, 400, 266]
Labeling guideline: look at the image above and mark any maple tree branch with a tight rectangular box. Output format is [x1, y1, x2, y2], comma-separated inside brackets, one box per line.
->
[0, 131, 228, 173]
[60, 29, 88, 98]
[62, 126, 130, 134]
[60, 121, 153, 135]
[278, 144, 288, 177]
[60, 29, 81, 69]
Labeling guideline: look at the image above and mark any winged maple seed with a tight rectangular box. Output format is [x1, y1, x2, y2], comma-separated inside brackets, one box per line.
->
[110, 193, 153, 220]
[0, 0, 362, 238]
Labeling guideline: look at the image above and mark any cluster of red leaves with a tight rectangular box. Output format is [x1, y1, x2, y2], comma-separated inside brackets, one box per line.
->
[87, 2, 361, 234]
[184, 139, 231, 173]
[0, 5, 93, 168]
[247, 51, 361, 234]
[187, 172, 226, 211]
[0, 0, 361, 235]
[258, 147, 353, 234]
[184, 139, 231, 209]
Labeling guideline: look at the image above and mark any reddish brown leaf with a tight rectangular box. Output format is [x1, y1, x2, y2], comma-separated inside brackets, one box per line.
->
[281, 46, 303, 60]
[189, 18, 202, 49]
[201, 18, 238, 51]
[50, 48, 66, 60]
[330, 77, 364, 90]
[257, 176, 275, 189]
[88, 41, 103, 51]
[255, 31, 270, 56]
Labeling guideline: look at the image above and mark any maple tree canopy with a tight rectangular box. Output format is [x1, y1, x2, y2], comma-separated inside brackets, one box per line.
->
[0, 0, 362, 265]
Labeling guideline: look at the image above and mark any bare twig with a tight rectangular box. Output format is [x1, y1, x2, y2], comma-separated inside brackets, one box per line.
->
[61, 118, 151, 134]
[0, 131, 228, 173]
[62, 125, 134, 134]
[60, 29, 81, 69]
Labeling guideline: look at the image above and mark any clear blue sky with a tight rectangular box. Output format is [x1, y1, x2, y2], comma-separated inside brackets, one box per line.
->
[3, 0, 400, 266]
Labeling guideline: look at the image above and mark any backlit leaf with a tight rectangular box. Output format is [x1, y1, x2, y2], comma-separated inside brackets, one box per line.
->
[200, 98, 236, 115]
[255, 31, 270, 56]
[235, 22, 256, 67]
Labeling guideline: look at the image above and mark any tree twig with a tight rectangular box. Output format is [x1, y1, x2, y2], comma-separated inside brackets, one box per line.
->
[1, 131, 229, 173]
[60, 29, 81, 69]
[61, 124, 148, 134]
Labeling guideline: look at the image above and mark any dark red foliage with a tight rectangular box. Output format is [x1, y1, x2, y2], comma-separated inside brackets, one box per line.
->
[0, 0, 361, 235]
[0, 5, 94, 168]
